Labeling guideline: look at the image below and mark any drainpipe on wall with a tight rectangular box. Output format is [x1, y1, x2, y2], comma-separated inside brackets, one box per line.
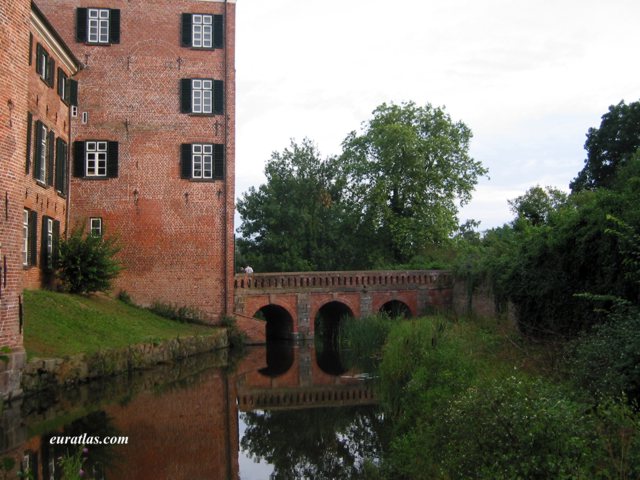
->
[223, 0, 230, 317]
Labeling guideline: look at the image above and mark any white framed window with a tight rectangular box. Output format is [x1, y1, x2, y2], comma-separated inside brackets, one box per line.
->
[192, 144, 213, 179]
[86, 141, 108, 176]
[88, 8, 110, 44]
[192, 14, 213, 48]
[23, 210, 29, 266]
[191, 79, 213, 114]
[90, 218, 102, 237]
[37, 123, 47, 183]
[46, 218, 53, 269]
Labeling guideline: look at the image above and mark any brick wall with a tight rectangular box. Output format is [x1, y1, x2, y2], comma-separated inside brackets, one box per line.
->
[23, 14, 77, 289]
[37, 0, 236, 321]
[0, 0, 30, 397]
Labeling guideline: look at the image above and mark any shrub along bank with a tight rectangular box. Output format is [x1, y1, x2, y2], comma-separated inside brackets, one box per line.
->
[340, 315, 640, 480]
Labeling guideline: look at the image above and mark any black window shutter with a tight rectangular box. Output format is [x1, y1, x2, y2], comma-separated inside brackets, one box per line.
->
[107, 141, 119, 178]
[181, 14, 193, 47]
[213, 15, 224, 49]
[180, 79, 192, 113]
[25, 112, 32, 174]
[213, 144, 224, 179]
[57, 68, 64, 98]
[33, 121, 43, 180]
[73, 141, 86, 177]
[180, 144, 192, 179]
[213, 80, 224, 115]
[76, 8, 88, 42]
[35, 44, 43, 75]
[41, 216, 50, 270]
[47, 130, 55, 186]
[55, 138, 67, 194]
[28, 33, 33, 65]
[28, 210, 37, 267]
[110, 9, 121, 44]
[47, 57, 56, 88]
[52, 220, 60, 269]
[69, 79, 78, 106]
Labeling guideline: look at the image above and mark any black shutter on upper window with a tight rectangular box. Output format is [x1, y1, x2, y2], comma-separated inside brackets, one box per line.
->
[41, 216, 50, 270]
[52, 220, 60, 269]
[180, 144, 192, 179]
[213, 15, 224, 49]
[28, 210, 37, 267]
[57, 68, 65, 99]
[181, 14, 193, 47]
[214, 80, 224, 115]
[28, 34, 33, 65]
[107, 141, 119, 178]
[110, 9, 121, 44]
[73, 141, 86, 177]
[180, 79, 192, 113]
[35, 44, 43, 75]
[213, 144, 224, 179]
[76, 8, 88, 43]
[47, 130, 55, 186]
[69, 79, 78, 106]
[55, 138, 67, 195]
[46, 57, 55, 88]
[25, 112, 32, 174]
[34, 121, 43, 180]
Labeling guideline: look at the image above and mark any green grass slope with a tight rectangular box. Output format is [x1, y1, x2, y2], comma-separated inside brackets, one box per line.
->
[23, 290, 218, 358]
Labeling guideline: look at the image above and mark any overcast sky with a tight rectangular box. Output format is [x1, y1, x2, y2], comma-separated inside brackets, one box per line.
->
[235, 0, 640, 231]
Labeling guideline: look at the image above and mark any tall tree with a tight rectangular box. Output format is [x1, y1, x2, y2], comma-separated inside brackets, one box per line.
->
[571, 100, 640, 192]
[236, 139, 353, 272]
[508, 185, 568, 226]
[340, 102, 487, 264]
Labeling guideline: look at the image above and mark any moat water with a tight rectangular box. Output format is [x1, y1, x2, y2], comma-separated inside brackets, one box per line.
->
[0, 342, 383, 479]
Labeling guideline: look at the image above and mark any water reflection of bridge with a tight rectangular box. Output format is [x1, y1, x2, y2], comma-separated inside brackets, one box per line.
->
[235, 343, 376, 411]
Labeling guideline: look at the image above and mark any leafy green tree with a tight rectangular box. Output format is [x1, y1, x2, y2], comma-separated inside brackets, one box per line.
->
[57, 225, 122, 294]
[237, 139, 353, 272]
[571, 100, 640, 192]
[340, 101, 487, 264]
[508, 185, 567, 226]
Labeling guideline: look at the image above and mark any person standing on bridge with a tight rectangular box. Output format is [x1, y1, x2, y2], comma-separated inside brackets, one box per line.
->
[244, 265, 254, 286]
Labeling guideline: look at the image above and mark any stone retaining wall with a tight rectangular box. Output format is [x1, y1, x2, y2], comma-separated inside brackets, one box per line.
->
[21, 332, 228, 394]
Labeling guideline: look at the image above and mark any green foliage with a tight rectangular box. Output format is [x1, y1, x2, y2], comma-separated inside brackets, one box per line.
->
[569, 305, 640, 399]
[58, 225, 122, 294]
[116, 289, 133, 305]
[148, 301, 202, 324]
[237, 138, 354, 272]
[220, 315, 247, 349]
[571, 99, 640, 192]
[0, 346, 9, 364]
[508, 185, 568, 226]
[338, 314, 395, 371]
[58, 447, 90, 480]
[1, 457, 16, 480]
[441, 376, 593, 479]
[237, 102, 487, 271]
[341, 101, 487, 264]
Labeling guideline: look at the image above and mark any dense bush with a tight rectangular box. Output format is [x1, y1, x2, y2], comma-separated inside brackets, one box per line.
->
[569, 305, 640, 399]
[441, 375, 593, 479]
[58, 226, 122, 294]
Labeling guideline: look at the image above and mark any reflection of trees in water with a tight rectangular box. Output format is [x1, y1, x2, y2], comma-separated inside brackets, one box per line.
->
[241, 406, 386, 479]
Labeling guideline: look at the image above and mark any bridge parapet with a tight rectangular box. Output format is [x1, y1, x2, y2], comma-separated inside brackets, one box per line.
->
[234, 270, 453, 293]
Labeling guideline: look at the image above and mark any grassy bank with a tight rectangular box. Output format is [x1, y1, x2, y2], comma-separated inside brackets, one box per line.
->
[23, 290, 218, 359]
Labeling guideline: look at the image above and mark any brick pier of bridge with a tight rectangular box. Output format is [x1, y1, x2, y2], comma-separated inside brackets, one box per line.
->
[233, 270, 453, 342]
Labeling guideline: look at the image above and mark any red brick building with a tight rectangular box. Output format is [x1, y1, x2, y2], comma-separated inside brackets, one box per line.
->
[36, 0, 237, 320]
[1, 0, 81, 399]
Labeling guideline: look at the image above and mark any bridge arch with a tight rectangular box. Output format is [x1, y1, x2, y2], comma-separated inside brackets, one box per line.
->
[252, 303, 295, 341]
[379, 299, 413, 318]
[313, 301, 354, 376]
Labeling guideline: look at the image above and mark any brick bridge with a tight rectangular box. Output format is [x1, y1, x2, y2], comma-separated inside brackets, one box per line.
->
[234, 270, 453, 342]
